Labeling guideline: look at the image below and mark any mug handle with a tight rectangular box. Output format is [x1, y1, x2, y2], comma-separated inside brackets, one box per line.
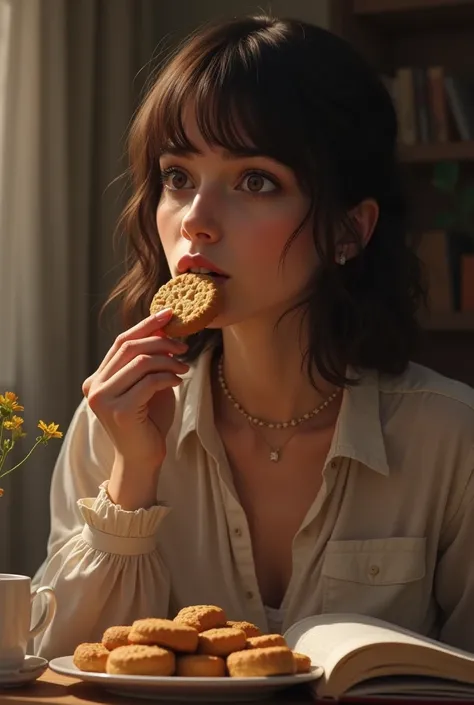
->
[29, 586, 57, 639]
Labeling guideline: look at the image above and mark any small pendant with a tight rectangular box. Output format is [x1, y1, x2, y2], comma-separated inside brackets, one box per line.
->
[269, 449, 280, 462]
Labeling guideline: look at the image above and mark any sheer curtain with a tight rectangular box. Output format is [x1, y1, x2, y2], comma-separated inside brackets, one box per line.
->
[0, 0, 161, 575]
[0, 0, 12, 387]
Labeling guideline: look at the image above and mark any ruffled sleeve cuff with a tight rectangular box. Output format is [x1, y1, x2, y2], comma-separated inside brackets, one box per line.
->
[76, 481, 171, 556]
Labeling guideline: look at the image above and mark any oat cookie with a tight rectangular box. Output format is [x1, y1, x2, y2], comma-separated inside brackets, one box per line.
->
[102, 625, 132, 651]
[226, 620, 262, 638]
[106, 644, 175, 676]
[227, 646, 296, 677]
[198, 627, 247, 657]
[174, 605, 227, 632]
[129, 618, 198, 653]
[149, 273, 222, 337]
[73, 642, 110, 672]
[246, 634, 287, 649]
[176, 654, 226, 677]
[292, 651, 312, 673]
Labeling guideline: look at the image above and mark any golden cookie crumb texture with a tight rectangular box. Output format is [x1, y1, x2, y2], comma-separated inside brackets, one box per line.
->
[246, 634, 287, 649]
[106, 644, 175, 676]
[149, 273, 222, 337]
[198, 627, 247, 657]
[73, 642, 110, 673]
[176, 654, 226, 677]
[227, 646, 297, 678]
[292, 651, 312, 673]
[174, 605, 227, 632]
[102, 625, 132, 651]
[129, 618, 198, 653]
[226, 620, 262, 638]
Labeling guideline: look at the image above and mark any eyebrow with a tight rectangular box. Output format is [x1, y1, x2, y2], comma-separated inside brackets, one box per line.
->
[159, 146, 267, 161]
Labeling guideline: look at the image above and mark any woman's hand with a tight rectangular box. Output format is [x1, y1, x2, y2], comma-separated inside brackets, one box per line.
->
[82, 308, 189, 508]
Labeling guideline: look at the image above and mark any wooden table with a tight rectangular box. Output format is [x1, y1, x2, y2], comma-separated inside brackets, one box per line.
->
[0, 668, 314, 704]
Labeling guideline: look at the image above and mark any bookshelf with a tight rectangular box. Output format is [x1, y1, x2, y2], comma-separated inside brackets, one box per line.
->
[330, 0, 474, 385]
[354, 0, 474, 18]
[354, 0, 474, 22]
[420, 311, 474, 330]
[399, 141, 474, 163]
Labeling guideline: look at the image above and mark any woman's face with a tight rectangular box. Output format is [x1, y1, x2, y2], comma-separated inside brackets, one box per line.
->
[156, 108, 317, 330]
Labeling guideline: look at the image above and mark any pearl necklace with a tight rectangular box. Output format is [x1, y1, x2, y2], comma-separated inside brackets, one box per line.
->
[217, 355, 341, 462]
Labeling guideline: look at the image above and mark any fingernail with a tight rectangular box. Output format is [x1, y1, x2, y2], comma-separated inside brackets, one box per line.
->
[153, 307, 173, 319]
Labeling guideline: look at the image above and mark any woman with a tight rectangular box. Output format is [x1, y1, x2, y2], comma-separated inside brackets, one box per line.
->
[33, 14, 474, 659]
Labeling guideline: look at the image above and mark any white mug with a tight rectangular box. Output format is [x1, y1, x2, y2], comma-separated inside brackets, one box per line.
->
[0, 574, 56, 672]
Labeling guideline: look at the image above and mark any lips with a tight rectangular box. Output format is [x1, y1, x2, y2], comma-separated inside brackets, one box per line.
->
[177, 254, 229, 278]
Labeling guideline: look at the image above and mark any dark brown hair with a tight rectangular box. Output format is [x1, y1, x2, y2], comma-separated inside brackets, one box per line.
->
[105, 14, 424, 386]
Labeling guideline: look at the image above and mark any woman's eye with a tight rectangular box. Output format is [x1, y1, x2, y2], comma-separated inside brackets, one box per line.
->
[240, 172, 279, 194]
[160, 168, 192, 190]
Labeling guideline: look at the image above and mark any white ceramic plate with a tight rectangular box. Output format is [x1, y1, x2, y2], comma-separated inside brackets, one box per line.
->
[0, 655, 48, 688]
[49, 656, 323, 702]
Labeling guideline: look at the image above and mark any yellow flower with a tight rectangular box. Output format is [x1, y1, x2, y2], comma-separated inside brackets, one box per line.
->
[38, 420, 63, 440]
[0, 392, 24, 413]
[3, 415, 24, 431]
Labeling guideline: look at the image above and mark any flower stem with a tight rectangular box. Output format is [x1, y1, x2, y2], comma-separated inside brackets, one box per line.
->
[0, 439, 43, 479]
[0, 422, 5, 469]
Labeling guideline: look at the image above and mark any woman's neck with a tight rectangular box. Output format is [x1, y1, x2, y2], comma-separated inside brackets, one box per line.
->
[216, 312, 339, 426]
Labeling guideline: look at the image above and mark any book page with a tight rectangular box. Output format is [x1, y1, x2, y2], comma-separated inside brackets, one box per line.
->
[350, 676, 474, 699]
[284, 614, 474, 697]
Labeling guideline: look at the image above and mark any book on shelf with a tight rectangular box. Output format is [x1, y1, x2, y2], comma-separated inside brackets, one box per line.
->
[392, 67, 417, 145]
[413, 67, 431, 144]
[383, 66, 474, 146]
[461, 254, 474, 311]
[426, 66, 449, 143]
[284, 612, 474, 700]
[444, 73, 474, 141]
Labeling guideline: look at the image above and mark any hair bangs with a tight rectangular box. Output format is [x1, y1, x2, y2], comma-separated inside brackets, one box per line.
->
[150, 37, 310, 175]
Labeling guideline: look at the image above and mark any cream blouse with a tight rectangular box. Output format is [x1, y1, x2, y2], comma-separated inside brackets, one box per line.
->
[32, 348, 474, 659]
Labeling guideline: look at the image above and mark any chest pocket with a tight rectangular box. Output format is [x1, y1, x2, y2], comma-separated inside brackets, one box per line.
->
[321, 537, 426, 630]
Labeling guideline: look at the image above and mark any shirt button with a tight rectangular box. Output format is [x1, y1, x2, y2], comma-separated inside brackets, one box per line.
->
[330, 460, 337, 469]
[234, 527, 242, 537]
[369, 564, 380, 576]
[245, 590, 254, 600]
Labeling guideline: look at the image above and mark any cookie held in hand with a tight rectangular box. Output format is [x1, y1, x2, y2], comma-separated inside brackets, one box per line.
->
[149, 273, 223, 337]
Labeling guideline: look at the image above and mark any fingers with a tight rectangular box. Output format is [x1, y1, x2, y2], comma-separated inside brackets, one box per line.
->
[97, 308, 175, 377]
[83, 309, 187, 398]
[99, 372, 182, 427]
[87, 353, 189, 410]
[91, 336, 188, 394]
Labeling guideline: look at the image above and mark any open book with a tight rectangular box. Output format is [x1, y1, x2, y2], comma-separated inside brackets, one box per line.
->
[284, 613, 474, 700]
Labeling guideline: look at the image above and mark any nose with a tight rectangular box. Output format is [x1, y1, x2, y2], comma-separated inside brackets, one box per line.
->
[180, 193, 223, 244]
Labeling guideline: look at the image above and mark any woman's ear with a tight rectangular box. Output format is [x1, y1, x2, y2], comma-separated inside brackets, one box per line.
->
[336, 198, 379, 265]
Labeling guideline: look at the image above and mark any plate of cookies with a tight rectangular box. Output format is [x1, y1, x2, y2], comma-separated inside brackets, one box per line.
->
[49, 605, 323, 701]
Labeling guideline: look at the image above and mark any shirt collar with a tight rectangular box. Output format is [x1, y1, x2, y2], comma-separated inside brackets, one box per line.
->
[176, 347, 216, 451]
[327, 367, 390, 476]
[176, 349, 389, 476]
